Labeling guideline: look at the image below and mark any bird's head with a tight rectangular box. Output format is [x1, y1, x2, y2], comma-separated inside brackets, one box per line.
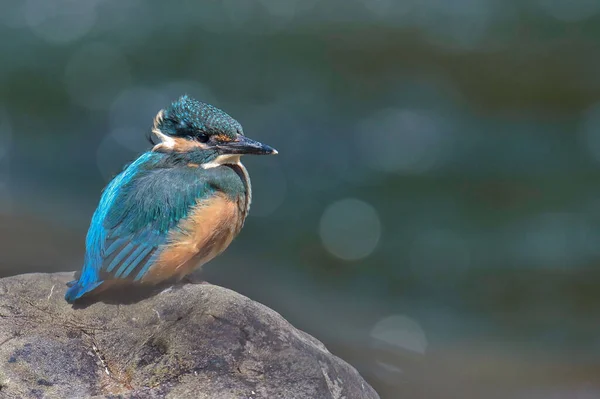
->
[150, 95, 277, 165]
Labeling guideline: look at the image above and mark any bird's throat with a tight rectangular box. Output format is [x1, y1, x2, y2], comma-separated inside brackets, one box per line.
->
[201, 154, 242, 169]
[225, 161, 252, 219]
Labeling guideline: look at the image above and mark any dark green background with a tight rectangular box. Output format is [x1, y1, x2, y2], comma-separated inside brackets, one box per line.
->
[1, 1, 600, 397]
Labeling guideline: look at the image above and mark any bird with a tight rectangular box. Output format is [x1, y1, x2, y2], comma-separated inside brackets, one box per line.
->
[65, 95, 277, 303]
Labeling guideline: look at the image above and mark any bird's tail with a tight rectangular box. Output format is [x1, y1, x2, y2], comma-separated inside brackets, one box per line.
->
[64, 279, 103, 303]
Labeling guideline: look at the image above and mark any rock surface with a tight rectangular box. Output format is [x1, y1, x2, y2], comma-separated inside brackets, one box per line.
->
[0, 273, 379, 399]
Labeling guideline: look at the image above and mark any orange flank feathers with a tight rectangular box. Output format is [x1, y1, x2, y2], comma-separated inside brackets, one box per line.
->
[141, 193, 241, 283]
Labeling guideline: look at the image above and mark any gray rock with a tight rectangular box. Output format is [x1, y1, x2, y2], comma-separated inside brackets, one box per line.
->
[0, 273, 379, 399]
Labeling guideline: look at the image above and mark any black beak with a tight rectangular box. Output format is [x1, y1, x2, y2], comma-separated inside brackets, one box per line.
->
[217, 135, 278, 155]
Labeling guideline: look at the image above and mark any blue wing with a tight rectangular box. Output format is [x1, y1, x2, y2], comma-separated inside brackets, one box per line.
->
[65, 152, 216, 302]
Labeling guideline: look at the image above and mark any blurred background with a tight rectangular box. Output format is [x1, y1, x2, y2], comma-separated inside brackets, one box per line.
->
[1, 1, 600, 398]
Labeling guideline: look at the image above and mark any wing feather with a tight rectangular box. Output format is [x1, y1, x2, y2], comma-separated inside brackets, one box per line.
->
[97, 165, 215, 281]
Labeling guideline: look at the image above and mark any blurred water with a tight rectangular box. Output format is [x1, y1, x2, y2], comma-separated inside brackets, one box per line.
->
[1, 1, 600, 398]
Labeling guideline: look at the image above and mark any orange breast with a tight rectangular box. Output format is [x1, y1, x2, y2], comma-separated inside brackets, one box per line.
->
[141, 193, 243, 283]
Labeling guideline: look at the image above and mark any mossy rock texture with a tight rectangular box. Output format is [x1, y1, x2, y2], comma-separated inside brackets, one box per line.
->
[0, 273, 379, 399]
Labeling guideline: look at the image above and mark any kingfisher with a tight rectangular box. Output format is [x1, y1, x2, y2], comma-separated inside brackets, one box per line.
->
[65, 95, 277, 303]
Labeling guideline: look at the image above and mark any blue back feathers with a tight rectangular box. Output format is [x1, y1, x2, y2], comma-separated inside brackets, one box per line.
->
[67, 152, 156, 301]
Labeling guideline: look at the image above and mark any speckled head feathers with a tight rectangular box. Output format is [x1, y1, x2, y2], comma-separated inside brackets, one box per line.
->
[150, 95, 277, 157]
[154, 95, 243, 140]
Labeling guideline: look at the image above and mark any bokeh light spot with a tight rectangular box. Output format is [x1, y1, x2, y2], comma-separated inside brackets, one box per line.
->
[319, 198, 381, 261]
[370, 314, 427, 385]
[370, 314, 428, 354]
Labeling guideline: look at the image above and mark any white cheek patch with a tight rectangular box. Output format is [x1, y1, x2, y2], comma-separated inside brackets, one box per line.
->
[151, 109, 175, 151]
[152, 128, 176, 150]
[201, 154, 242, 169]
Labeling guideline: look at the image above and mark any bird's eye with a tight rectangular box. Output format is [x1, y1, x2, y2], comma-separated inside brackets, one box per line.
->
[196, 133, 209, 143]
